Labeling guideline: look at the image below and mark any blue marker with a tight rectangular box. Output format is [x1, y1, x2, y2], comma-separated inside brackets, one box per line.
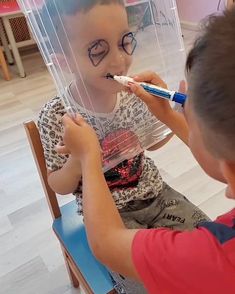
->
[107, 74, 186, 106]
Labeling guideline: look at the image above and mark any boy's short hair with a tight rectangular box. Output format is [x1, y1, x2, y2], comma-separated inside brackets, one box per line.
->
[186, 7, 235, 161]
[39, 0, 124, 54]
[44, 0, 124, 14]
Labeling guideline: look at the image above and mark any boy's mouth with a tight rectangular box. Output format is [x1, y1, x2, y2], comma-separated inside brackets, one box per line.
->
[106, 73, 114, 80]
[105, 72, 123, 79]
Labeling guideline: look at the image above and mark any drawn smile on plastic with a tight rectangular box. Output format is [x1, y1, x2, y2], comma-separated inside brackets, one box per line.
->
[88, 32, 137, 67]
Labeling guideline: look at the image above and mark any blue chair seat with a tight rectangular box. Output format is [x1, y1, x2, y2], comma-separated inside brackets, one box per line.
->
[53, 200, 114, 294]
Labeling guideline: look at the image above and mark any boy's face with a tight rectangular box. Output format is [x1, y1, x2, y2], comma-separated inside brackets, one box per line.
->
[184, 100, 235, 199]
[66, 4, 133, 95]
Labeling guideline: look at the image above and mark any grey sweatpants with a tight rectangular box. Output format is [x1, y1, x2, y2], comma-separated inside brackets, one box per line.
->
[111, 182, 210, 294]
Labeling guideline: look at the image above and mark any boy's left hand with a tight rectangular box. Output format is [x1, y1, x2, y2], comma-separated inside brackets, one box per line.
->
[61, 114, 102, 166]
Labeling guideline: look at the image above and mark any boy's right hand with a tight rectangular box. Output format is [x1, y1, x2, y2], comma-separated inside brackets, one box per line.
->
[61, 114, 102, 167]
[129, 71, 186, 124]
[129, 71, 172, 124]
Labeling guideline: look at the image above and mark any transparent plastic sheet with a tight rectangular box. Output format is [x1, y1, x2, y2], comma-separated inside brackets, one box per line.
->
[18, 0, 186, 171]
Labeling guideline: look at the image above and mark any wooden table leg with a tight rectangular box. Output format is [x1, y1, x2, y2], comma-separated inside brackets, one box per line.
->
[0, 19, 14, 65]
[0, 47, 11, 80]
[2, 15, 26, 77]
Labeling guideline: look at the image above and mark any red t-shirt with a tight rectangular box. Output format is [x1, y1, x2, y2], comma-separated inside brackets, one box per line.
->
[132, 208, 235, 294]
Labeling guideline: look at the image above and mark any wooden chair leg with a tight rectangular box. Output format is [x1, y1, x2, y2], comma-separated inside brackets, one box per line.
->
[66, 257, 94, 294]
[0, 47, 11, 81]
[65, 258, 80, 288]
[61, 244, 116, 293]
[61, 248, 80, 288]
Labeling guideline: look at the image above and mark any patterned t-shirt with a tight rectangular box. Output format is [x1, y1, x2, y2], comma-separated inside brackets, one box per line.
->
[38, 91, 171, 214]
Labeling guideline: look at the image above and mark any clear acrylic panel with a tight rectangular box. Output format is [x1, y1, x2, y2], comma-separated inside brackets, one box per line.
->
[18, 0, 186, 171]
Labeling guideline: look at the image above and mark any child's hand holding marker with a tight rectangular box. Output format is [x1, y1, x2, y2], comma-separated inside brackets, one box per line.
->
[128, 71, 173, 124]
[126, 71, 189, 145]
[107, 71, 187, 125]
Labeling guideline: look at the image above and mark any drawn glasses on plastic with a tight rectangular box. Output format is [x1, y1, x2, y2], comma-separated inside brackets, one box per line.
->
[88, 32, 137, 67]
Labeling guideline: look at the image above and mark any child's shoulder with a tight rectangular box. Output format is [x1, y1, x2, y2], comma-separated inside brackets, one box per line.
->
[40, 96, 65, 115]
[119, 91, 147, 108]
[119, 91, 136, 102]
[119, 91, 149, 116]
[38, 96, 66, 121]
[38, 96, 66, 132]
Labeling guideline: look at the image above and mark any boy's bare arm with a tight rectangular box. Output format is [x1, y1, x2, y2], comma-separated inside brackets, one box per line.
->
[48, 156, 81, 195]
[61, 115, 141, 279]
[82, 158, 141, 279]
[227, 0, 235, 9]
[161, 111, 189, 145]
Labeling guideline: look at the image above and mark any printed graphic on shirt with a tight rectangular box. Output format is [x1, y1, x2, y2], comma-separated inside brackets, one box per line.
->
[38, 92, 166, 214]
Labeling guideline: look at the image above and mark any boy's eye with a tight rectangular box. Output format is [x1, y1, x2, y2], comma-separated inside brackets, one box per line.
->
[88, 40, 109, 66]
[91, 51, 106, 57]
[121, 32, 137, 55]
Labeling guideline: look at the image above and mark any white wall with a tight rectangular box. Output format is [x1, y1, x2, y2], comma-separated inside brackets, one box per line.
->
[176, 0, 227, 23]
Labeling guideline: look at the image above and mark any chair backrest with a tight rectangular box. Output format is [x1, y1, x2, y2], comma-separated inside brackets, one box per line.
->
[24, 120, 61, 219]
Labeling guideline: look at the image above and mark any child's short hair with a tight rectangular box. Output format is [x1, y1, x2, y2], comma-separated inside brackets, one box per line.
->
[40, 0, 124, 54]
[48, 0, 124, 14]
[186, 7, 235, 161]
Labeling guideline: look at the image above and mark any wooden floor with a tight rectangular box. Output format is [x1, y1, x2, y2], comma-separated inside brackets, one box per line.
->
[0, 29, 234, 294]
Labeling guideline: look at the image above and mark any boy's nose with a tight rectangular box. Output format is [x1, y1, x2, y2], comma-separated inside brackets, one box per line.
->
[109, 48, 125, 67]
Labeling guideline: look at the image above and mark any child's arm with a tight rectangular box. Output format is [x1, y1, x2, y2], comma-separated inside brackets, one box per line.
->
[227, 0, 235, 9]
[130, 72, 189, 145]
[62, 114, 141, 279]
[47, 156, 81, 195]
[38, 104, 82, 195]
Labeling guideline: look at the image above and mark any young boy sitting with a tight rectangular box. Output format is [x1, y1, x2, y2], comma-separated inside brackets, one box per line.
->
[38, 0, 209, 292]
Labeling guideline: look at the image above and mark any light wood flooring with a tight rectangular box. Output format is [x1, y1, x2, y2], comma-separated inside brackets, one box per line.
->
[0, 28, 234, 294]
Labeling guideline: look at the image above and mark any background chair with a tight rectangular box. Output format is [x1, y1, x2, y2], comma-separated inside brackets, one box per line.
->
[24, 120, 116, 294]
[0, 0, 35, 77]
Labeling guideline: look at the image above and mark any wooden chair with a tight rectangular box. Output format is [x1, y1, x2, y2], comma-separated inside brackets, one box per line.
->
[0, 46, 10, 80]
[24, 120, 116, 294]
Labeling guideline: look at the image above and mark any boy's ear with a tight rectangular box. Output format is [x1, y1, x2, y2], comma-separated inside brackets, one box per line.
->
[220, 161, 235, 199]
